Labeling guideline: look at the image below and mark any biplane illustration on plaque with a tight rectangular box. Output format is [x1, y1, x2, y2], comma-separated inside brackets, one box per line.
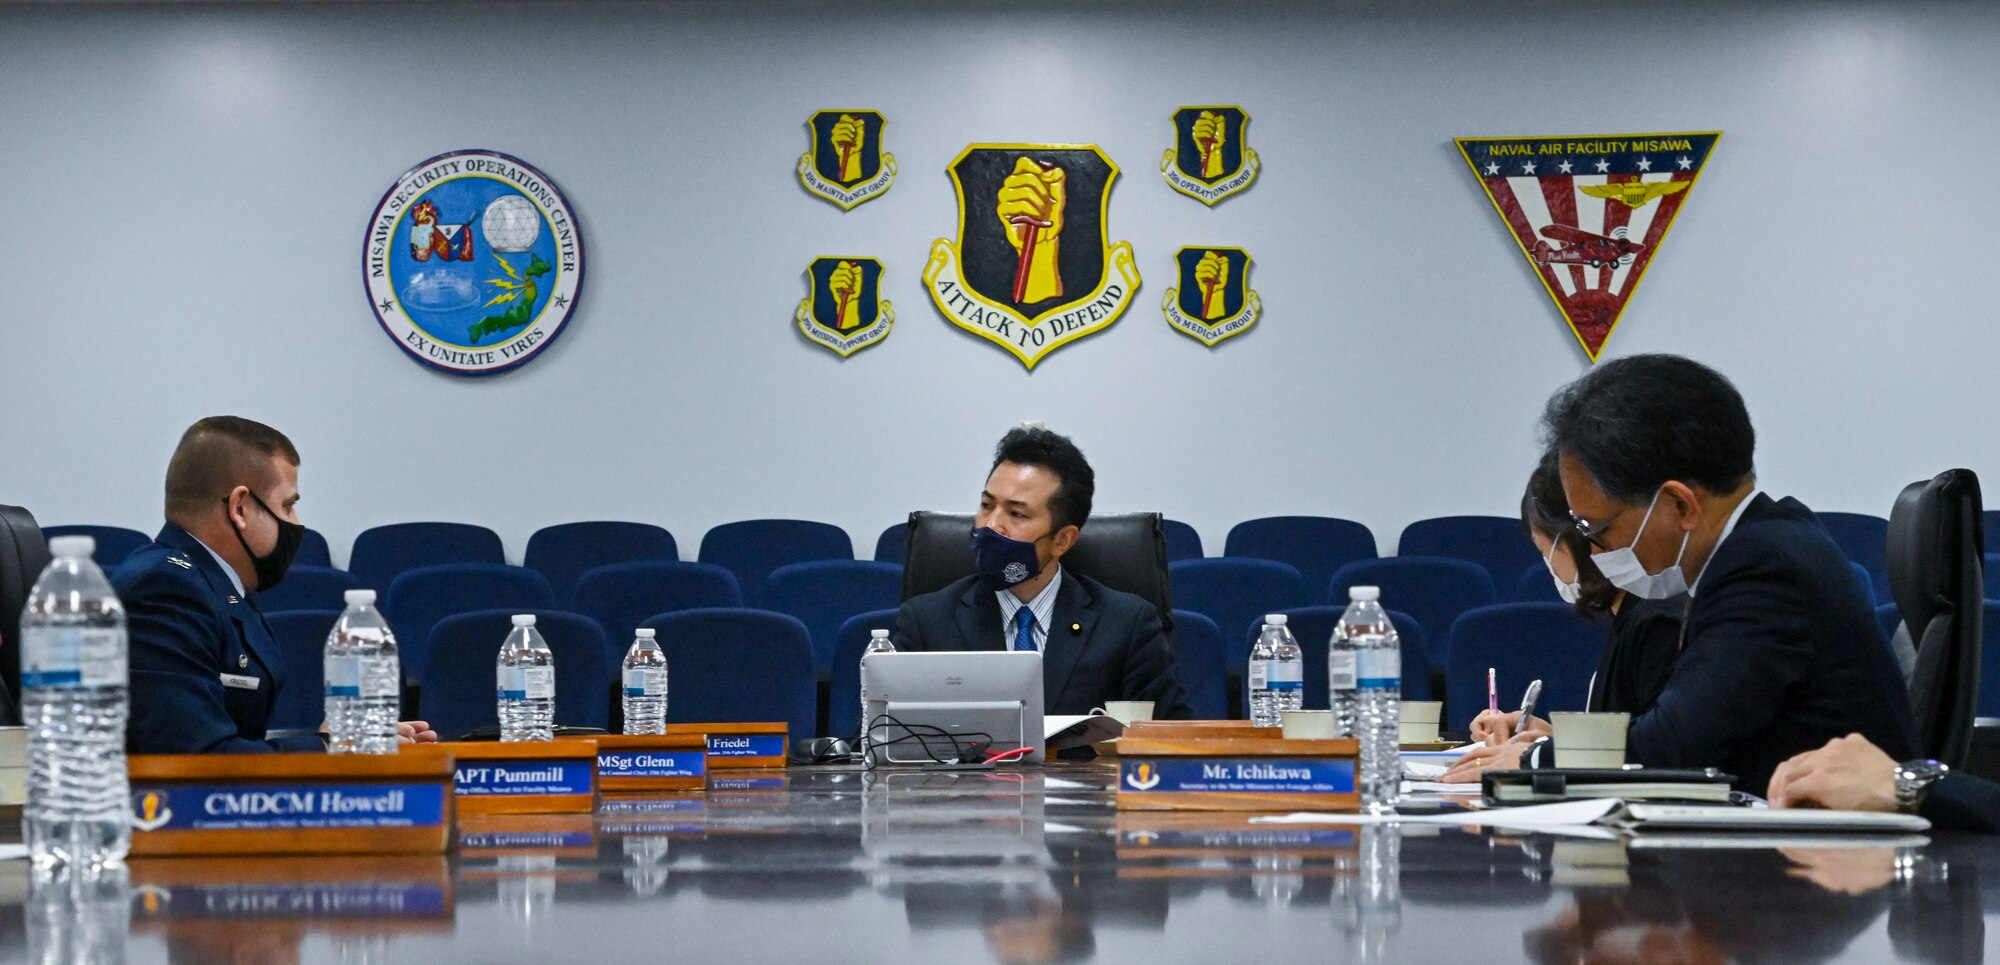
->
[1456, 132, 1719, 360]
[1162, 247, 1260, 347]
[797, 111, 897, 210]
[363, 150, 584, 375]
[796, 257, 894, 357]
[924, 144, 1141, 370]
[1161, 106, 1259, 205]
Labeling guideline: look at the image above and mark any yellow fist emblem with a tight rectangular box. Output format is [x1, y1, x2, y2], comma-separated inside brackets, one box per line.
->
[828, 260, 863, 331]
[1193, 111, 1227, 179]
[830, 114, 865, 184]
[995, 157, 1067, 304]
[1193, 251, 1230, 321]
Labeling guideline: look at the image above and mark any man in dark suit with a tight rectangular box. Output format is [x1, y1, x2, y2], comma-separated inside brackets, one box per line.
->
[1468, 355, 1916, 792]
[892, 427, 1191, 719]
[114, 416, 435, 753]
[1768, 732, 2000, 833]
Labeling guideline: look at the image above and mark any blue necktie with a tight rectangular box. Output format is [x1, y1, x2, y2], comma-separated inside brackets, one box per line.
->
[1012, 607, 1037, 652]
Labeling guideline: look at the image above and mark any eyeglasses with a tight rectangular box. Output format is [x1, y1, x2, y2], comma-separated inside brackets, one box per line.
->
[1568, 508, 1627, 550]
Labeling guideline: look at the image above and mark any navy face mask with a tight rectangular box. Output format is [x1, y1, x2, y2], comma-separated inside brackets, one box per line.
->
[970, 527, 1049, 592]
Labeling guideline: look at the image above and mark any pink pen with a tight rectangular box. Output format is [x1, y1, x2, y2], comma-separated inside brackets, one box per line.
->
[1487, 667, 1499, 718]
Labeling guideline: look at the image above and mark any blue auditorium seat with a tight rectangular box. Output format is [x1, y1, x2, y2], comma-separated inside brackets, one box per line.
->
[826, 607, 902, 741]
[1877, 603, 1902, 652]
[299, 528, 334, 568]
[420, 609, 612, 739]
[383, 564, 555, 684]
[1847, 560, 1876, 608]
[641, 608, 817, 740]
[1223, 516, 1377, 602]
[763, 560, 903, 677]
[1512, 562, 1562, 603]
[1240, 607, 1432, 712]
[1168, 558, 1311, 671]
[349, 522, 505, 594]
[1167, 610, 1229, 720]
[574, 561, 742, 645]
[43, 525, 150, 570]
[698, 519, 853, 606]
[1817, 512, 1890, 601]
[1161, 519, 1204, 561]
[525, 521, 678, 607]
[255, 565, 362, 613]
[1445, 603, 1605, 733]
[1986, 554, 2000, 600]
[1325, 557, 1496, 669]
[874, 523, 908, 563]
[266, 609, 341, 730]
[1397, 516, 1542, 592]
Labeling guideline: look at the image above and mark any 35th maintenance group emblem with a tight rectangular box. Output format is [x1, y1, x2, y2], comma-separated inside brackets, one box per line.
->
[1161, 106, 1259, 205]
[797, 110, 897, 210]
[796, 257, 894, 357]
[923, 144, 1141, 370]
[363, 150, 584, 375]
[1162, 247, 1260, 347]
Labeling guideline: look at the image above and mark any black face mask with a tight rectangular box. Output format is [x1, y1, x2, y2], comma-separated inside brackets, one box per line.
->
[225, 490, 303, 591]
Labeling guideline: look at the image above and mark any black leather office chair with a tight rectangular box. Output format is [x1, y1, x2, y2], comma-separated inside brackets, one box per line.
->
[900, 511, 1175, 633]
[0, 504, 51, 724]
[1886, 470, 1985, 768]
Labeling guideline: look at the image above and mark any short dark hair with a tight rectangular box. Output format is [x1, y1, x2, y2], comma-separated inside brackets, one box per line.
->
[1540, 353, 1755, 505]
[1520, 450, 1618, 617]
[164, 416, 299, 523]
[991, 427, 1094, 532]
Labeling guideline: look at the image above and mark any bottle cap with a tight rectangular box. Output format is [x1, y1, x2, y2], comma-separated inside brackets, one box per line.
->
[871, 629, 891, 638]
[1349, 586, 1381, 602]
[512, 614, 536, 627]
[635, 628, 655, 639]
[47, 535, 95, 558]
[344, 589, 376, 606]
[1265, 614, 1288, 626]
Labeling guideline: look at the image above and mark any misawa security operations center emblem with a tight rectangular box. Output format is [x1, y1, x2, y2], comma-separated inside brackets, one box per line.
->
[923, 144, 1141, 370]
[797, 111, 897, 210]
[1162, 247, 1260, 347]
[796, 257, 894, 357]
[364, 150, 584, 375]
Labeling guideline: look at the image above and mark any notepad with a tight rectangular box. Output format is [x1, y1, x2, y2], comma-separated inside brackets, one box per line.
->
[1613, 803, 1931, 833]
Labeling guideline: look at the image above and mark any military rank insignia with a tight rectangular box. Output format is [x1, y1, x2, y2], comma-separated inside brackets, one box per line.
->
[797, 111, 897, 210]
[1455, 132, 1720, 360]
[796, 257, 893, 357]
[1161, 106, 1259, 205]
[1162, 247, 1259, 347]
[923, 144, 1141, 370]
[363, 150, 584, 375]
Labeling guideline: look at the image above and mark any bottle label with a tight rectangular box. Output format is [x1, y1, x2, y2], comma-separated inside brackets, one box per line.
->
[1358, 648, 1401, 690]
[1328, 651, 1357, 691]
[623, 668, 666, 697]
[1268, 661, 1303, 692]
[497, 666, 556, 700]
[325, 655, 363, 698]
[21, 627, 126, 688]
[1247, 659, 1270, 691]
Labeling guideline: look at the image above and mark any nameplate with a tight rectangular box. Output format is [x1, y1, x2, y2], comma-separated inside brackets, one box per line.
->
[667, 722, 789, 768]
[414, 741, 597, 815]
[128, 754, 455, 856]
[453, 761, 593, 796]
[1114, 737, 1360, 812]
[581, 734, 708, 791]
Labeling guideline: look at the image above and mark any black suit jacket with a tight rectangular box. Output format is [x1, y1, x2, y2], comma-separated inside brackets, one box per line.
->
[1627, 494, 1917, 791]
[892, 570, 1193, 719]
[1922, 773, 2000, 833]
[113, 524, 325, 754]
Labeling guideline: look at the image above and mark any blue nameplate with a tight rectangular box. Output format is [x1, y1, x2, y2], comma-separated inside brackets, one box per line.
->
[598, 750, 705, 779]
[453, 760, 594, 796]
[459, 831, 596, 850]
[707, 734, 786, 758]
[131, 784, 446, 832]
[1120, 758, 1356, 794]
[153, 883, 449, 918]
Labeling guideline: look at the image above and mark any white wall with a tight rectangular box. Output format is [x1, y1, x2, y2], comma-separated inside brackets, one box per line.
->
[4, 0, 1996, 570]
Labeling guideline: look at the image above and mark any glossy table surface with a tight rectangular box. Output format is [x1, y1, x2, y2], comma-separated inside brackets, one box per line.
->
[8, 764, 1999, 964]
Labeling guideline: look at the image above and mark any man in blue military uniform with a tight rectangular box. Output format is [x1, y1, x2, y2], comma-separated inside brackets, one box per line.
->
[113, 416, 436, 753]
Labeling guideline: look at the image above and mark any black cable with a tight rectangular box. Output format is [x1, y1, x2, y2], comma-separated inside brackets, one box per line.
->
[860, 712, 994, 768]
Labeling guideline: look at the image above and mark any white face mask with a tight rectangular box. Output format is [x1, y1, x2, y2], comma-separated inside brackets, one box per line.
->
[1589, 487, 1689, 600]
[1544, 540, 1582, 605]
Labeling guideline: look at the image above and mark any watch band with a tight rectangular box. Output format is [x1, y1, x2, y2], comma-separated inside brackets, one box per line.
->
[1895, 759, 1949, 813]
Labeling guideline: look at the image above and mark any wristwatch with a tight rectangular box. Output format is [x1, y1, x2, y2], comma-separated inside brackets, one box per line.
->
[1893, 759, 1949, 813]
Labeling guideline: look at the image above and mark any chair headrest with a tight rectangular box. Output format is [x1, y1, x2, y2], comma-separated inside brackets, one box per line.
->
[901, 511, 1174, 630]
[1887, 469, 1985, 633]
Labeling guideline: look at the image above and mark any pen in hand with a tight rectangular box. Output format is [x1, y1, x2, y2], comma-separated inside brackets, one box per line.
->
[1514, 679, 1543, 737]
[1486, 668, 1499, 744]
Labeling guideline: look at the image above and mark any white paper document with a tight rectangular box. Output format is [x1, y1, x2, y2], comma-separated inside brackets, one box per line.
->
[1250, 797, 1624, 829]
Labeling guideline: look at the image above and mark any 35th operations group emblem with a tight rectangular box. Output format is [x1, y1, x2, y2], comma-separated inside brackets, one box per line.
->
[1162, 106, 1259, 205]
[1162, 247, 1260, 347]
[796, 257, 894, 357]
[364, 150, 584, 375]
[798, 110, 897, 210]
[924, 144, 1141, 370]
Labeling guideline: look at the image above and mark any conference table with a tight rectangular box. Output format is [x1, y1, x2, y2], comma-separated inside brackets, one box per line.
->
[7, 763, 1998, 963]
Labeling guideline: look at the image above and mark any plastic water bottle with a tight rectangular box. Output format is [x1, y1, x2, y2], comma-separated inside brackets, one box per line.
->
[497, 614, 555, 742]
[20, 535, 130, 872]
[1248, 615, 1301, 726]
[1336, 586, 1401, 813]
[622, 628, 668, 735]
[324, 589, 400, 754]
[1336, 823, 1403, 961]
[858, 629, 895, 756]
[26, 864, 130, 961]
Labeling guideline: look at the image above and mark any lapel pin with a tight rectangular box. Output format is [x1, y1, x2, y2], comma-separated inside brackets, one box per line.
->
[226, 595, 240, 604]
[1070, 623, 1082, 634]
[237, 654, 249, 669]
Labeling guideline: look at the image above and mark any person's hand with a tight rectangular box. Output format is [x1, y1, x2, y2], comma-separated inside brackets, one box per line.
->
[1193, 110, 1226, 177]
[1439, 738, 1532, 783]
[397, 720, 439, 744]
[1469, 709, 1550, 746]
[1193, 251, 1230, 319]
[829, 260, 862, 330]
[1767, 733, 1897, 812]
[831, 113, 864, 181]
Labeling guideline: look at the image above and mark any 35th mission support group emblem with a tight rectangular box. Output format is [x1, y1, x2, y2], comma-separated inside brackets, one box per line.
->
[796, 257, 894, 357]
[924, 144, 1141, 370]
[1162, 106, 1259, 205]
[797, 111, 897, 210]
[364, 150, 584, 375]
[1162, 247, 1260, 347]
